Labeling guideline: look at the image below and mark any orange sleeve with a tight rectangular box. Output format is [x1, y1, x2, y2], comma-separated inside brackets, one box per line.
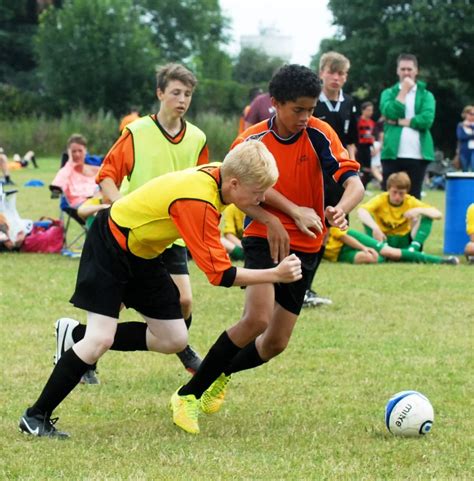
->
[169, 199, 236, 286]
[96, 131, 135, 186]
[197, 144, 210, 165]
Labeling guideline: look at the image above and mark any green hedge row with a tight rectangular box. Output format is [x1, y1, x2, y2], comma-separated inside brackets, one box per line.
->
[0, 110, 239, 161]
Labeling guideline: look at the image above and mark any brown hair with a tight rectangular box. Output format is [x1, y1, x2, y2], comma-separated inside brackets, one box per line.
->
[156, 63, 197, 92]
[397, 53, 418, 68]
[67, 133, 87, 147]
[387, 171, 411, 191]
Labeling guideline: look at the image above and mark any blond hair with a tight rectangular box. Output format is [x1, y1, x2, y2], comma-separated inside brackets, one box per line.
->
[462, 105, 474, 119]
[319, 51, 350, 73]
[387, 171, 411, 191]
[221, 140, 278, 190]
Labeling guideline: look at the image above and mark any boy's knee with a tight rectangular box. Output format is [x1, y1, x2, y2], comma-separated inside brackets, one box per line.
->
[261, 337, 289, 359]
[239, 315, 269, 337]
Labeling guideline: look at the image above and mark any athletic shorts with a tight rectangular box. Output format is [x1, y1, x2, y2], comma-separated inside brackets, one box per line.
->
[337, 245, 358, 263]
[160, 243, 189, 275]
[363, 225, 411, 249]
[242, 236, 319, 315]
[70, 209, 182, 319]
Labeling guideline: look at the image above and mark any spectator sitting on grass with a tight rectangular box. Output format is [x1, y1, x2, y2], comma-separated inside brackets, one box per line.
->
[324, 226, 458, 265]
[357, 171, 458, 264]
[220, 203, 245, 261]
[465, 203, 474, 264]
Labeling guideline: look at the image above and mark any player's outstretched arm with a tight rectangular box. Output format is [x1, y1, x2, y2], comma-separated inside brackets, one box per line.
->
[232, 254, 302, 286]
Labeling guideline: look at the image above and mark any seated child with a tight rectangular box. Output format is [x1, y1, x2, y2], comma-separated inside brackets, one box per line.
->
[359, 171, 442, 251]
[465, 203, 474, 264]
[324, 226, 458, 264]
[220, 203, 245, 261]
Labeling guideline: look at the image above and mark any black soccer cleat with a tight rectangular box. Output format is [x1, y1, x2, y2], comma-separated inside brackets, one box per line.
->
[19, 410, 69, 439]
[176, 345, 202, 375]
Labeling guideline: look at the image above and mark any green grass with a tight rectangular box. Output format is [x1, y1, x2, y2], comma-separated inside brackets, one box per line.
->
[1, 161, 472, 480]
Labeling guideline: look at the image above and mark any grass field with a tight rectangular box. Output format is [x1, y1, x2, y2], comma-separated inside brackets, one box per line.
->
[0, 160, 472, 480]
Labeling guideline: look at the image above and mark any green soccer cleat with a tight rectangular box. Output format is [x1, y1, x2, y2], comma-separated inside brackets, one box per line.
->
[200, 373, 231, 415]
[170, 388, 200, 434]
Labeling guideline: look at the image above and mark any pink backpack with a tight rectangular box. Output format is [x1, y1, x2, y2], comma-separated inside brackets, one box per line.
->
[21, 218, 64, 253]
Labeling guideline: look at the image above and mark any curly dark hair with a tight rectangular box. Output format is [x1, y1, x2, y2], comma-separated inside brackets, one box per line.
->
[269, 64, 321, 103]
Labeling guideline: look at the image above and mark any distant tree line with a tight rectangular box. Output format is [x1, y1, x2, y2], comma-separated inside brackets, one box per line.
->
[1, 0, 472, 155]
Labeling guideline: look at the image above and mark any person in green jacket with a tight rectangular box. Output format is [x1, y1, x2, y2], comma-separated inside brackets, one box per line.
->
[379, 53, 436, 199]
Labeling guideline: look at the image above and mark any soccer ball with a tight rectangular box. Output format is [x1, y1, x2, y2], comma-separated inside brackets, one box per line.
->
[385, 390, 434, 437]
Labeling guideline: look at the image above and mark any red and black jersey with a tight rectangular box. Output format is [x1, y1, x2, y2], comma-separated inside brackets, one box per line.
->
[357, 117, 376, 145]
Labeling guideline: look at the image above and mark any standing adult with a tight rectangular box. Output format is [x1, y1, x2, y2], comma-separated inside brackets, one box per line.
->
[456, 105, 474, 172]
[57, 64, 209, 380]
[379, 53, 436, 199]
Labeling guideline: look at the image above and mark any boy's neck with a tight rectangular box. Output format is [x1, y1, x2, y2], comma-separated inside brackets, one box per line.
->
[157, 111, 183, 136]
[322, 86, 341, 101]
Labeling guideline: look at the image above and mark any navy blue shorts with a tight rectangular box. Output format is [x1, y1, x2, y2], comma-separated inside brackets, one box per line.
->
[242, 236, 319, 315]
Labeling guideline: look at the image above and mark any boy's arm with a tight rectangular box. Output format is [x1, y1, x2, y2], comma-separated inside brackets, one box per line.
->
[404, 206, 442, 220]
[358, 207, 386, 241]
[97, 132, 134, 202]
[241, 203, 290, 263]
[170, 199, 301, 285]
[262, 188, 323, 236]
[328, 175, 365, 228]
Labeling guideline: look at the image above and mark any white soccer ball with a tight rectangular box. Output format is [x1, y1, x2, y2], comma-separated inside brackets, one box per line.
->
[385, 390, 434, 437]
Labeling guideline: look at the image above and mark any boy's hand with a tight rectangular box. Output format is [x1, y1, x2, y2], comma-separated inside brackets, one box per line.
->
[404, 208, 421, 220]
[274, 254, 302, 283]
[292, 206, 322, 237]
[372, 227, 386, 242]
[266, 216, 290, 263]
[325, 206, 348, 230]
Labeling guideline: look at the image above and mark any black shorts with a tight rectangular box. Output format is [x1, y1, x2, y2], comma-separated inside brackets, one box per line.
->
[70, 210, 182, 319]
[242, 237, 319, 315]
[160, 244, 189, 275]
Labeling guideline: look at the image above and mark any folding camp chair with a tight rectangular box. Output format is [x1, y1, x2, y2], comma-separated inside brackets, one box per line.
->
[49, 185, 88, 251]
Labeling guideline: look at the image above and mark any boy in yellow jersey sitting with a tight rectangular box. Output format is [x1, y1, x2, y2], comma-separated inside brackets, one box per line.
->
[18, 140, 303, 439]
[358, 171, 458, 264]
[465, 203, 474, 263]
[324, 226, 458, 264]
[220, 203, 245, 261]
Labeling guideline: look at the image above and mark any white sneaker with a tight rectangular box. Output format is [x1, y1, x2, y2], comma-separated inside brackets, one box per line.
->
[303, 289, 333, 308]
[54, 317, 79, 364]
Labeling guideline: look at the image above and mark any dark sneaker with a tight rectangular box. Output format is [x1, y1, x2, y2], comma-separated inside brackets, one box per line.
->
[80, 369, 100, 385]
[441, 256, 459, 265]
[54, 317, 79, 364]
[19, 410, 69, 439]
[466, 255, 474, 265]
[302, 289, 333, 308]
[176, 345, 202, 375]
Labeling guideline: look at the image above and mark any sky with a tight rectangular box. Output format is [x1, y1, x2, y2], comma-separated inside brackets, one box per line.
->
[218, 0, 336, 66]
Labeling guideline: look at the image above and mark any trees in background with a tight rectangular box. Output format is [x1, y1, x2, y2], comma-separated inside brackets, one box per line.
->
[314, 0, 474, 154]
[1, 0, 472, 155]
[36, 0, 159, 116]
